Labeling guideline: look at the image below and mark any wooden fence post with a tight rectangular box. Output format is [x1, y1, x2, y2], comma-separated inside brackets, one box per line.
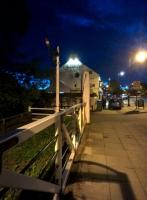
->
[55, 116, 62, 194]
[78, 107, 82, 134]
[82, 71, 90, 124]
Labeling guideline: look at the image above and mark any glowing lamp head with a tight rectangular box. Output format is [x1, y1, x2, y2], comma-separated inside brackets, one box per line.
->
[65, 57, 82, 66]
[119, 71, 125, 76]
[44, 37, 50, 48]
[135, 50, 147, 63]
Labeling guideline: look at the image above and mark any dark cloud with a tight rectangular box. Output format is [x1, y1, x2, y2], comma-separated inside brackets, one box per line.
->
[0, 0, 29, 65]
[2, 0, 147, 83]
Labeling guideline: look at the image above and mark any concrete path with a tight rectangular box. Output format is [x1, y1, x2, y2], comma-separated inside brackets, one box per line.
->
[63, 107, 147, 200]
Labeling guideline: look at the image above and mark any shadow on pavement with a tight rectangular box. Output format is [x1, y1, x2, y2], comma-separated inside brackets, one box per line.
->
[63, 160, 137, 200]
[124, 110, 147, 115]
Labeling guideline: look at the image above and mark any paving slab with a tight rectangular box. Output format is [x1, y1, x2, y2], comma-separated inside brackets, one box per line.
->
[63, 107, 147, 200]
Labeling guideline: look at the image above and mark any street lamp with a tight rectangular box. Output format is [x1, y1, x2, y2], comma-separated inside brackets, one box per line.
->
[45, 37, 60, 112]
[128, 49, 147, 107]
[117, 71, 125, 84]
[134, 50, 147, 63]
[118, 71, 125, 77]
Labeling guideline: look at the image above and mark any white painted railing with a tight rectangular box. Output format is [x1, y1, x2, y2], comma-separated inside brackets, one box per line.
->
[0, 103, 86, 199]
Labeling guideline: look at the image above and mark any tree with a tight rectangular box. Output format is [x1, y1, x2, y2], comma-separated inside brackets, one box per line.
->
[109, 80, 122, 95]
[0, 71, 43, 118]
[141, 82, 147, 96]
[0, 72, 25, 118]
[129, 81, 143, 96]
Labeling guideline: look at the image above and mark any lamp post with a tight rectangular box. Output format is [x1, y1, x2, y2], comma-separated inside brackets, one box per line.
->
[129, 50, 147, 107]
[45, 39, 61, 191]
[117, 71, 125, 88]
[56, 46, 60, 112]
[128, 93, 130, 106]
[118, 71, 125, 80]
[45, 38, 60, 112]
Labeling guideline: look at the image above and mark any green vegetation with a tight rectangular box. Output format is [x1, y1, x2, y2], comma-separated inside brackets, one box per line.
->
[1, 125, 56, 200]
[1, 115, 73, 200]
[108, 80, 123, 95]
[0, 71, 48, 119]
[3, 125, 55, 174]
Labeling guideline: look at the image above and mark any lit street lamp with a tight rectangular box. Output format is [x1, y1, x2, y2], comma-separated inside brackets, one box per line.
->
[118, 71, 125, 77]
[134, 50, 147, 63]
[56, 46, 60, 112]
[128, 49, 147, 107]
[45, 39, 61, 185]
[117, 71, 125, 83]
[45, 37, 60, 112]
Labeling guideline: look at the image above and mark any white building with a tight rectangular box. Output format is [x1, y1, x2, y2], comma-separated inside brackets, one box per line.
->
[59, 56, 103, 110]
[60, 57, 102, 96]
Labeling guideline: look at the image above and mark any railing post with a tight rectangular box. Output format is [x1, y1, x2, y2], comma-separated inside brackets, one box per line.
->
[55, 116, 62, 196]
[72, 109, 76, 150]
[82, 71, 90, 124]
[78, 107, 82, 134]
[82, 104, 84, 129]
[28, 106, 31, 113]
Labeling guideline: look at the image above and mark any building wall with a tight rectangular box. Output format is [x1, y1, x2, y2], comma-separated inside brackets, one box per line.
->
[60, 64, 102, 97]
[60, 68, 81, 92]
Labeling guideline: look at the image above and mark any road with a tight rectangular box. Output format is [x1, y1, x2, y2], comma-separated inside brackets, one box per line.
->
[64, 106, 147, 200]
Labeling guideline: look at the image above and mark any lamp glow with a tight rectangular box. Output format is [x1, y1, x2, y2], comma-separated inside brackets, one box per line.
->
[135, 50, 147, 63]
[118, 71, 125, 76]
[65, 57, 82, 66]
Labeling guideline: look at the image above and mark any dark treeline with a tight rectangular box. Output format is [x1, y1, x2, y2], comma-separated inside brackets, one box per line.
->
[0, 71, 50, 118]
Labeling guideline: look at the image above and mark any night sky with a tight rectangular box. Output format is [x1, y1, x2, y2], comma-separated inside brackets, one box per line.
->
[1, 0, 147, 84]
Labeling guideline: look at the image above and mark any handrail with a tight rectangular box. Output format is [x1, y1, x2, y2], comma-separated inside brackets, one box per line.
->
[0, 103, 86, 200]
[0, 169, 60, 194]
[30, 107, 54, 110]
[0, 103, 84, 150]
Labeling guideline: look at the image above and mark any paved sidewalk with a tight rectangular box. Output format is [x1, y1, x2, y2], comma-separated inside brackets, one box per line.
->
[63, 109, 147, 200]
[98, 104, 147, 115]
[120, 104, 147, 114]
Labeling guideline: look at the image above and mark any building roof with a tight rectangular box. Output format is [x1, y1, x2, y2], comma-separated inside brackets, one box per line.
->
[61, 57, 99, 77]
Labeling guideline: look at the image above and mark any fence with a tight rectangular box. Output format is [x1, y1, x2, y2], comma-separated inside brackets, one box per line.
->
[0, 103, 86, 200]
[0, 112, 32, 135]
[29, 107, 55, 121]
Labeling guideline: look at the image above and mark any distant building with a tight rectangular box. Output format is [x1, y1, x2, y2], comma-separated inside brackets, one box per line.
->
[60, 56, 103, 98]
[48, 56, 103, 110]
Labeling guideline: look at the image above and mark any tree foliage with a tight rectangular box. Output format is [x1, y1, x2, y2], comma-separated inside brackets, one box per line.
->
[109, 80, 122, 95]
[0, 72, 42, 118]
[0, 72, 23, 118]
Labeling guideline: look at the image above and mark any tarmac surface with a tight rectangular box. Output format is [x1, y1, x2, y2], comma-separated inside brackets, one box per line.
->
[63, 105, 147, 200]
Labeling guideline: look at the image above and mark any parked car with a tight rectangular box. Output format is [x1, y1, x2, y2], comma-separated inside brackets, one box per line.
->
[109, 99, 122, 110]
[121, 93, 128, 100]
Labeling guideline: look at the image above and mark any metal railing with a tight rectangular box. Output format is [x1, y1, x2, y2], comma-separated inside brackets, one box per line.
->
[29, 107, 55, 121]
[0, 112, 32, 135]
[0, 103, 86, 199]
